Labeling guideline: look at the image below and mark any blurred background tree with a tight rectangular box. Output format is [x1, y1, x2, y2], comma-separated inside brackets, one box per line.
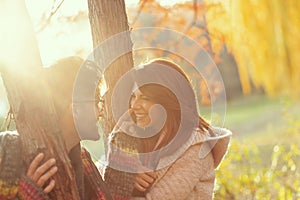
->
[204, 0, 300, 97]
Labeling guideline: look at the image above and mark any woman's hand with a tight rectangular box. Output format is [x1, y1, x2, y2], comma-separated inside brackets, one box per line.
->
[134, 171, 158, 192]
[26, 153, 58, 194]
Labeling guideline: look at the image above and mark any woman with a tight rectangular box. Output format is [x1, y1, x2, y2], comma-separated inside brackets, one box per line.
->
[103, 59, 232, 200]
[0, 56, 113, 200]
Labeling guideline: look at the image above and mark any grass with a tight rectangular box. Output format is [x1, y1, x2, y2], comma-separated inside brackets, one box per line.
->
[214, 95, 300, 200]
[223, 94, 298, 141]
[219, 94, 300, 166]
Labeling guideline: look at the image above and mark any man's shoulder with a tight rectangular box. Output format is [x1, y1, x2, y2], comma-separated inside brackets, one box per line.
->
[0, 130, 19, 137]
[0, 130, 23, 190]
[0, 130, 20, 149]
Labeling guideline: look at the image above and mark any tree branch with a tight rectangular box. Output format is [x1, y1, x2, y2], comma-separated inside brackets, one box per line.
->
[130, 0, 148, 27]
[35, 0, 65, 33]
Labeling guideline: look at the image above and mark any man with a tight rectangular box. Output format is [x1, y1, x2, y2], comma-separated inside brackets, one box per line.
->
[0, 56, 113, 200]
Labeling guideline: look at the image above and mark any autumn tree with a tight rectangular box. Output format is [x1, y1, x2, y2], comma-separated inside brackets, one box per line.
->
[127, 0, 300, 98]
[204, 0, 300, 97]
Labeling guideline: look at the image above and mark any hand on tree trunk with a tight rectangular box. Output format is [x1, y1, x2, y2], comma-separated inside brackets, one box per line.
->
[26, 153, 58, 194]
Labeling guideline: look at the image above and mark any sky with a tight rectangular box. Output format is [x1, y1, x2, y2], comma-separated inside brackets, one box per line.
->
[23, 0, 190, 65]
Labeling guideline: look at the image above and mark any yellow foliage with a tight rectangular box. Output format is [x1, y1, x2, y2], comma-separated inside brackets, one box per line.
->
[205, 0, 300, 97]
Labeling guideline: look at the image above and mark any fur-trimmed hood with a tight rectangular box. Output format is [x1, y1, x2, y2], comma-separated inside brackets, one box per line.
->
[156, 126, 232, 169]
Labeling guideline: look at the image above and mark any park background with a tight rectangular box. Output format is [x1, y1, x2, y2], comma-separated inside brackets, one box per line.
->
[0, 0, 299, 199]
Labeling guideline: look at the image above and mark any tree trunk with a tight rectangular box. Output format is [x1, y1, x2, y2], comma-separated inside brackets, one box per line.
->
[0, 1, 79, 199]
[87, 0, 134, 137]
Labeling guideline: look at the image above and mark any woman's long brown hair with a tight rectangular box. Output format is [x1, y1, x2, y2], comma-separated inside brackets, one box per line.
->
[134, 59, 211, 153]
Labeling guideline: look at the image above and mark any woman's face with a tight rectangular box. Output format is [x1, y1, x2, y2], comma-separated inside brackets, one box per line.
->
[130, 89, 155, 127]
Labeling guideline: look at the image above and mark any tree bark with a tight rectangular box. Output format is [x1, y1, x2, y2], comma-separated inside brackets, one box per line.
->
[0, 1, 79, 199]
[87, 0, 134, 137]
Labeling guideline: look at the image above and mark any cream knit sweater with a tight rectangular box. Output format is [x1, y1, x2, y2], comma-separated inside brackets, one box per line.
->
[133, 127, 232, 200]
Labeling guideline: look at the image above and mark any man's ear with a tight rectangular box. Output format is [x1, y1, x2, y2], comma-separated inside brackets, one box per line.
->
[72, 102, 100, 141]
[58, 102, 74, 128]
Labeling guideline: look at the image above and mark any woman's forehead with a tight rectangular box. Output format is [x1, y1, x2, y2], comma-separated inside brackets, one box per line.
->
[131, 82, 152, 95]
[132, 82, 139, 93]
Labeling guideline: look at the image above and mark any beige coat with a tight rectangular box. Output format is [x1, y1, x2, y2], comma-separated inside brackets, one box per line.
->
[133, 127, 232, 200]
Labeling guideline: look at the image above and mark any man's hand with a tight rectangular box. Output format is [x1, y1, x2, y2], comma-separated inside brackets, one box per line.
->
[26, 153, 58, 194]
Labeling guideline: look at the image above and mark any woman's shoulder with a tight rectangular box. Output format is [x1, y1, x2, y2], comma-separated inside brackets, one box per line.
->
[179, 143, 214, 167]
[197, 126, 232, 168]
[182, 143, 214, 166]
[193, 126, 232, 143]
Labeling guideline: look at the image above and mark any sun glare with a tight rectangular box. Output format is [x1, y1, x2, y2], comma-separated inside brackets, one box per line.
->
[0, 1, 42, 70]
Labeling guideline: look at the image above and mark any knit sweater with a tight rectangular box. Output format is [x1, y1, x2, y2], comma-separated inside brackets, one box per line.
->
[143, 144, 215, 200]
[104, 127, 231, 200]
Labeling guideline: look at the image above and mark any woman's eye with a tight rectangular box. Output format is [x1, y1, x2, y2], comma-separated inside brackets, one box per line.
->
[142, 96, 150, 101]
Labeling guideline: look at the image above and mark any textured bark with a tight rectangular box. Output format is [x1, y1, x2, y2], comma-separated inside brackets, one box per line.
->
[1, 72, 80, 200]
[0, 1, 79, 199]
[87, 0, 134, 137]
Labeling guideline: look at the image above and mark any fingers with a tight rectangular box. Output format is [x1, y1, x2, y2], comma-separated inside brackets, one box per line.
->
[134, 181, 147, 192]
[27, 153, 57, 188]
[32, 158, 55, 183]
[138, 173, 155, 184]
[145, 171, 158, 180]
[134, 172, 157, 192]
[138, 166, 158, 179]
[43, 179, 56, 194]
[36, 166, 58, 187]
[136, 174, 151, 188]
[27, 153, 45, 178]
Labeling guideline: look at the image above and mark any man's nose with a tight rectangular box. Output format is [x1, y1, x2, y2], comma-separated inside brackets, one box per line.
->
[95, 98, 105, 119]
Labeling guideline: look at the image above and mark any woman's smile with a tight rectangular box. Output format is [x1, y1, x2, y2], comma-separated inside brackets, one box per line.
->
[130, 89, 154, 127]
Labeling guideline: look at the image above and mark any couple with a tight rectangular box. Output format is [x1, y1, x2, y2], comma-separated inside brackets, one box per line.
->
[0, 56, 231, 200]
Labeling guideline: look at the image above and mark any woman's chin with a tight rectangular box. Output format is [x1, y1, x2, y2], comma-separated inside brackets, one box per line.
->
[136, 120, 151, 128]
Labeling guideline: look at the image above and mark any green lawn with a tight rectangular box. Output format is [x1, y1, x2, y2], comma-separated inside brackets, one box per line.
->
[224, 94, 299, 143]
[219, 94, 300, 166]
